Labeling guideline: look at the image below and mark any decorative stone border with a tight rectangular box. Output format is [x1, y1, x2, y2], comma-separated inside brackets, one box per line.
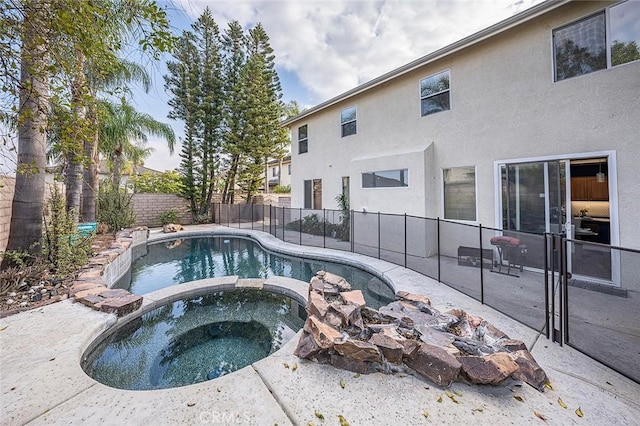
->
[70, 227, 148, 317]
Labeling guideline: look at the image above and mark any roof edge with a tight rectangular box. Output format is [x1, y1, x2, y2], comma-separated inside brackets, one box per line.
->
[282, 0, 569, 127]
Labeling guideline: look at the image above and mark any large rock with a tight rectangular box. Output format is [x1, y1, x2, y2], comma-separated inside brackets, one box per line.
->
[303, 316, 342, 349]
[404, 343, 461, 387]
[162, 223, 184, 233]
[509, 350, 549, 391]
[294, 331, 322, 359]
[369, 333, 404, 364]
[396, 291, 431, 307]
[329, 303, 364, 329]
[340, 290, 366, 307]
[334, 339, 382, 363]
[317, 271, 351, 291]
[307, 291, 330, 318]
[458, 352, 519, 385]
[310, 276, 339, 296]
[330, 353, 372, 374]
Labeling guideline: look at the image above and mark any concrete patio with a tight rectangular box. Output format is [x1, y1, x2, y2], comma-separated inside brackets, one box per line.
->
[1, 225, 639, 425]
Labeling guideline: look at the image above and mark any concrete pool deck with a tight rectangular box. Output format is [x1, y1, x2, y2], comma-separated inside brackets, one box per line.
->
[1, 224, 639, 425]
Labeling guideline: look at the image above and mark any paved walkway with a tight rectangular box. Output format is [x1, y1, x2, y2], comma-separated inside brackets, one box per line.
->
[1, 225, 639, 425]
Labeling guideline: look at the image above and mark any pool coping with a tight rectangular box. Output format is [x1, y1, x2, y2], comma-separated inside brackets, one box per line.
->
[1, 224, 639, 424]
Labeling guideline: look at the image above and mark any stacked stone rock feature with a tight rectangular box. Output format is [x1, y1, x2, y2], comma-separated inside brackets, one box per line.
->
[295, 272, 548, 390]
[68, 228, 145, 317]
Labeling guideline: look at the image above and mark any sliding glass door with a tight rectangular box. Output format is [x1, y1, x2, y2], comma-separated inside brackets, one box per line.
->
[501, 160, 567, 235]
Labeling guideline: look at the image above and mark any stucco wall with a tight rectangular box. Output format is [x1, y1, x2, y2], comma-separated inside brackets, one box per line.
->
[0, 176, 16, 253]
[289, 1, 640, 249]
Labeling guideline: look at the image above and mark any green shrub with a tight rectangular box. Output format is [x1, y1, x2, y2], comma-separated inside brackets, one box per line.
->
[158, 209, 178, 225]
[98, 182, 136, 231]
[42, 186, 93, 278]
[273, 184, 291, 194]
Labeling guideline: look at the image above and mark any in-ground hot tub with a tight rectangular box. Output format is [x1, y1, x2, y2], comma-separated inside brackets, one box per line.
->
[82, 288, 306, 390]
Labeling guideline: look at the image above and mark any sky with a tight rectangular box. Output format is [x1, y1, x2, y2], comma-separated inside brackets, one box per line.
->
[128, 0, 545, 171]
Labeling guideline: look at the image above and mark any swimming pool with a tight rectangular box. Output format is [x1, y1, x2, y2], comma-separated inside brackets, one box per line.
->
[82, 288, 305, 390]
[121, 236, 394, 309]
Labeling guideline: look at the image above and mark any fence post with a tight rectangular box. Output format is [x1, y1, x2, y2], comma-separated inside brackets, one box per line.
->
[350, 210, 354, 253]
[437, 217, 441, 283]
[479, 224, 484, 305]
[227, 204, 230, 228]
[251, 203, 254, 230]
[404, 213, 407, 268]
[323, 209, 326, 249]
[300, 207, 303, 245]
[543, 233, 550, 339]
[282, 207, 285, 241]
[560, 235, 568, 346]
[262, 204, 265, 232]
[377, 212, 381, 260]
[237, 204, 241, 229]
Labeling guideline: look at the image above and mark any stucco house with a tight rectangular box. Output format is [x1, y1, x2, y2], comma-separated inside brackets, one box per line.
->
[265, 155, 292, 192]
[284, 0, 639, 268]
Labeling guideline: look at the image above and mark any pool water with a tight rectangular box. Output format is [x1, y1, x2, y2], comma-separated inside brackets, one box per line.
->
[123, 236, 394, 309]
[82, 289, 305, 390]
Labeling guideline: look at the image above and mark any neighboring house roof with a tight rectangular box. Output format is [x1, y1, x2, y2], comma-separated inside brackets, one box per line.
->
[267, 155, 292, 166]
[282, 0, 568, 127]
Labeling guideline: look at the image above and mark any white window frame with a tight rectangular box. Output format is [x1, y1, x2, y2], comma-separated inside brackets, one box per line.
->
[361, 169, 409, 189]
[551, 1, 640, 82]
[341, 106, 357, 137]
[298, 124, 308, 154]
[419, 69, 451, 117]
[441, 165, 478, 223]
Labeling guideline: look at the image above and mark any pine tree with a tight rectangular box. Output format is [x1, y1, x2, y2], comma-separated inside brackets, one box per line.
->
[165, 8, 224, 220]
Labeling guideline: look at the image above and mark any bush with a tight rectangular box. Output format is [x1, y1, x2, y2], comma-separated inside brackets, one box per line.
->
[98, 182, 136, 231]
[285, 214, 340, 237]
[273, 184, 291, 194]
[42, 186, 93, 278]
[158, 209, 178, 225]
[131, 170, 184, 194]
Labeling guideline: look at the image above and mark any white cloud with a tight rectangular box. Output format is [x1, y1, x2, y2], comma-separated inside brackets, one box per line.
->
[174, 0, 544, 102]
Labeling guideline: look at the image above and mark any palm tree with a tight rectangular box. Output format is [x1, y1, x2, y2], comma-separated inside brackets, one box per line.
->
[3, 1, 49, 263]
[82, 60, 152, 222]
[98, 100, 175, 187]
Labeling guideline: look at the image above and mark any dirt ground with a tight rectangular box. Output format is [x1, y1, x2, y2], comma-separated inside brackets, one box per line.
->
[0, 233, 117, 318]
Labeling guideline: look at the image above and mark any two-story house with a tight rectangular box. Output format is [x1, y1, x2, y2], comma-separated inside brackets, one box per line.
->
[284, 0, 639, 266]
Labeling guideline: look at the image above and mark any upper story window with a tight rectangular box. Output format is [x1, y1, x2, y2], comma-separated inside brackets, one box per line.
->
[420, 70, 450, 116]
[272, 166, 279, 177]
[288, 164, 291, 175]
[298, 125, 308, 154]
[341, 106, 357, 137]
[362, 169, 408, 188]
[553, 1, 640, 81]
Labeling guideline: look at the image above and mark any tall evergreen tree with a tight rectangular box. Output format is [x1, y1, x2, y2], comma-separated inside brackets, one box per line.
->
[165, 8, 224, 220]
[220, 20, 246, 204]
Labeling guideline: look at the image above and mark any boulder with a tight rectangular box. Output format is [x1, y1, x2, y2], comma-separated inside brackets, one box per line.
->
[396, 291, 431, 307]
[340, 290, 366, 307]
[303, 316, 342, 349]
[331, 353, 372, 374]
[294, 331, 322, 359]
[509, 350, 549, 391]
[458, 352, 519, 385]
[307, 291, 330, 318]
[334, 339, 382, 363]
[317, 271, 351, 291]
[369, 333, 404, 364]
[404, 343, 461, 387]
[162, 223, 184, 233]
[329, 303, 364, 329]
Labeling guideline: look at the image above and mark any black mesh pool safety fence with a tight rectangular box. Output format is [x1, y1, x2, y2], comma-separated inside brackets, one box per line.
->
[212, 203, 639, 384]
